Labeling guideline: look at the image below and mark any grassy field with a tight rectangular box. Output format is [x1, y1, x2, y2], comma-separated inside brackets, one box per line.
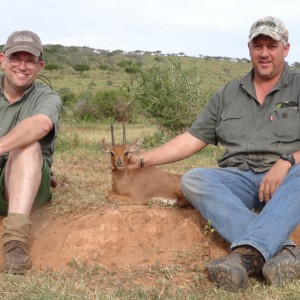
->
[38, 55, 252, 97]
[1, 55, 299, 299]
[0, 122, 299, 299]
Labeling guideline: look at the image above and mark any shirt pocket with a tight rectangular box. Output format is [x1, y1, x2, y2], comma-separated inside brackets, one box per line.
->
[271, 107, 300, 141]
[216, 110, 246, 140]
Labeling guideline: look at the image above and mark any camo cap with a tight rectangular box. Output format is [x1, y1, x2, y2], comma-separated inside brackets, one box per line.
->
[3, 30, 43, 56]
[249, 16, 289, 46]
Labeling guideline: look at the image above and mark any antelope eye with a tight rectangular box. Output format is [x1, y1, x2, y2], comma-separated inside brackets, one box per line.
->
[110, 152, 115, 157]
[124, 151, 129, 157]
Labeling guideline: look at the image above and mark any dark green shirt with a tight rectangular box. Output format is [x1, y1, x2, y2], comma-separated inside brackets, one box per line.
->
[0, 75, 62, 167]
[189, 63, 300, 172]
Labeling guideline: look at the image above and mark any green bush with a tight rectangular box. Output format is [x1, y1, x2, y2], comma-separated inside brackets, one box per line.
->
[44, 63, 61, 72]
[99, 63, 110, 71]
[117, 60, 143, 74]
[73, 89, 137, 122]
[72, 64, 91, 75]
[142, 131, 171, 148]
[134, 59, 214, 135]
[58, 87, 77, 106]
[62, 93, 76, 106]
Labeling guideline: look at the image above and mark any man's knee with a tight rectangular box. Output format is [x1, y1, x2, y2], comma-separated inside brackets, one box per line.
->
[10, 142, 41, 156]
[7, 142, 42, 165]
[181, 168, 207, 193]
[182, 167, 212, 182]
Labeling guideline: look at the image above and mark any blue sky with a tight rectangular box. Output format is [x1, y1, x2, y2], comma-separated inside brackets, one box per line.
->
[1, 0, 300, 64]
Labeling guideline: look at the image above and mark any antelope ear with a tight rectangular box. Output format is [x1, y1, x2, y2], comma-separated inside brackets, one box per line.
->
[100, 139, 112, 153]
[128, 138, 143, 154]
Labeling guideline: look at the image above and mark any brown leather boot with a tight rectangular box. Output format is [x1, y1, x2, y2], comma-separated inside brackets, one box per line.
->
[2, 213, 32, 274]
[263, 246, 300, 286]
[207, 246, 265, 292]
[3, 240, 32, 274]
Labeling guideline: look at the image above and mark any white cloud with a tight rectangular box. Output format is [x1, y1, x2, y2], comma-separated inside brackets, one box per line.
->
[1, 0, 299, 63]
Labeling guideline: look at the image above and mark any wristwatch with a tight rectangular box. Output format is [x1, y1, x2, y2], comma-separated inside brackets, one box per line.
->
[280, 153, 295, 167]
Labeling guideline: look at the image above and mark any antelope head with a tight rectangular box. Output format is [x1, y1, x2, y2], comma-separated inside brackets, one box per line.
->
[101, 123, 143, 170]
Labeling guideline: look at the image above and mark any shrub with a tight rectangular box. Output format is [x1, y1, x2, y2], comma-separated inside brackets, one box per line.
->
[44, 63, 61, 72]
[133, 59, 214, 135]
[58, 87, 77, 106]
[117, 60, 142, 74]
[73, 89, 137, 122]
[99, 64, 110, 71]
[72, 64, 91, 75]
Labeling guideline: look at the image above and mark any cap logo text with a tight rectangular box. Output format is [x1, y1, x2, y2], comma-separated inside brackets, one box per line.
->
[13, 35, 34, 43]
[255, 21, 276, 28]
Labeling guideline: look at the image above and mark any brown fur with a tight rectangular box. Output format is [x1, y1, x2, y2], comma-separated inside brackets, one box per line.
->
[101, 139, 190, 207]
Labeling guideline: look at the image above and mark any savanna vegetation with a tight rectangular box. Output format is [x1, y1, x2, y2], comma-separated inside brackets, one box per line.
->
[37, 45, 255, 137]
[0, 45, 300, 299]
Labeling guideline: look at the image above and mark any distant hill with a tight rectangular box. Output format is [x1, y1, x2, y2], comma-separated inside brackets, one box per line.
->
[2, 44, 298, 98]
[41, 44, 252, 67]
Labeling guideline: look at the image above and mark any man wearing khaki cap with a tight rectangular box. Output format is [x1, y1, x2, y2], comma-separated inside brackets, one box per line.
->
[0, 30, 62, 274]
[126, 16, 300, 291]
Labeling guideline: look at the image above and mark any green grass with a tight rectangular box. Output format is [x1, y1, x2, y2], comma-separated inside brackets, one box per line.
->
[0, 53, 297, 299]
[2, 258, 300, 299]
[38, 55, 252, 97]
[0, 121, 298, 299]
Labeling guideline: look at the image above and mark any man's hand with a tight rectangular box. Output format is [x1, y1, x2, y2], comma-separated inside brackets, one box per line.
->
[258, 159, 291, 202]
[127, 154, 142, 170]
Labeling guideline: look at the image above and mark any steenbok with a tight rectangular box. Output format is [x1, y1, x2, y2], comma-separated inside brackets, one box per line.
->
[101, 124, 190, 207]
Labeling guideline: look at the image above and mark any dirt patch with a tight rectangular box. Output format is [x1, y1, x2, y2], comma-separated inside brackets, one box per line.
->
[0, 206, 227, 272]
[0, 206, 299, 272]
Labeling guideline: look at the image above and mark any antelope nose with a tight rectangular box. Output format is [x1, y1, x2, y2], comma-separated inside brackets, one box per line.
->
[117, 158, 123, 166]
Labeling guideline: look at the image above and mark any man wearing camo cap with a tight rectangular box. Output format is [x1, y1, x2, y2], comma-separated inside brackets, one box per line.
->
[126, 16, 300, 292]
[249, 16, 289, 46]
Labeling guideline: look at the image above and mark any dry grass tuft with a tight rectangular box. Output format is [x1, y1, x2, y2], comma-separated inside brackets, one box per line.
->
[1, 122, 299, 299]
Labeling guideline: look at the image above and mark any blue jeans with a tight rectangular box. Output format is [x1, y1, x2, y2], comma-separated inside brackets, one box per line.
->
[181, 165, 300, 261]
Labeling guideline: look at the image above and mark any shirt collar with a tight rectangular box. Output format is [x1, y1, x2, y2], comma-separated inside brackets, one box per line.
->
[240, 62, 291, 96]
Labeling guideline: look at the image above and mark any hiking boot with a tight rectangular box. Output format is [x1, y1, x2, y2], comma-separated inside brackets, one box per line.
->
[207, 246, 265, 292]
[262, 246, 300, 286]
[2, 240, 32, 274]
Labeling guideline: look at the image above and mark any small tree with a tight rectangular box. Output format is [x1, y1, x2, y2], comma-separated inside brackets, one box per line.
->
[72, 64, 90, 75]
[58, 87, 76, 106]
[133, 59, 214, 135]
[44, 63, 61, 72]
[74, 89, 137, 122]
[117, 60, 142, 75]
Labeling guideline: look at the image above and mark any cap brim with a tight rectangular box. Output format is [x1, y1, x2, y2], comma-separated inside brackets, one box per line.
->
[4, 45, 41, 56]
[249, 30, 282, 42]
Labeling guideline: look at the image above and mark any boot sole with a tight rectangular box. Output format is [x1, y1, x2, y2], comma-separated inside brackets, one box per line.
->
[263, 258, 300, 286]
[3, 260, 32, 275]
[207, 260, 248, 292]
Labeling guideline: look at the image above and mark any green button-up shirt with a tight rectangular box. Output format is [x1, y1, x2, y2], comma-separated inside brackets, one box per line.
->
[0, 75, 62, 167]
[189, 62, 300, 172]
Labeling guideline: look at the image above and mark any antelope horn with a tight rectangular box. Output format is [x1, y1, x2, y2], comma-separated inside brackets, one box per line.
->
[123, 122, 126, 144]
[111, 124, 115, 146]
